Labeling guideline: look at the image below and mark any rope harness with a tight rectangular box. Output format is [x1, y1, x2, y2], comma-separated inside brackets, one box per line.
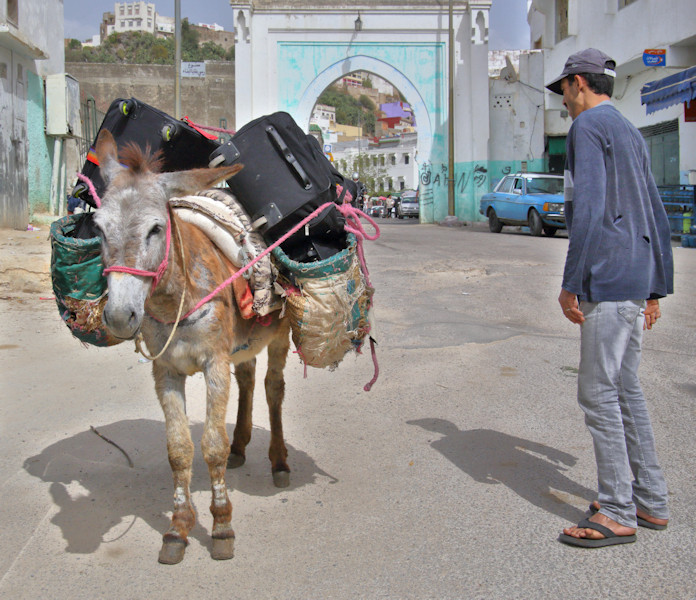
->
[81, 173, 380, 389]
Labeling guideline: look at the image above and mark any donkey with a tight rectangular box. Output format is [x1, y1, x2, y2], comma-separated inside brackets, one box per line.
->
[92, 130, 292, 564]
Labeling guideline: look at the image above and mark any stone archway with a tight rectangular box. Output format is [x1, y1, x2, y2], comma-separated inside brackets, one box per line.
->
[233, 1, 491, 222]
[294, 55, 433, 165]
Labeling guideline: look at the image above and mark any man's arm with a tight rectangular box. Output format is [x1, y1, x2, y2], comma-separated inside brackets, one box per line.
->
[561, 120, 607, 296]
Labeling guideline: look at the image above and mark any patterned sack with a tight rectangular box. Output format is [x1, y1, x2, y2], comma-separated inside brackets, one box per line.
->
[272, 233, 373, 369]
[50, 214, 122, 347]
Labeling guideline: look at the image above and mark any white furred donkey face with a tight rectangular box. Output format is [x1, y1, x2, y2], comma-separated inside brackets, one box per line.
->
[92, 130, 242, 339]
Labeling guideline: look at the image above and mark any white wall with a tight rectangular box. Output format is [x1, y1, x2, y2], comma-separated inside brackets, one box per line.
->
[530, 0, 696, 181]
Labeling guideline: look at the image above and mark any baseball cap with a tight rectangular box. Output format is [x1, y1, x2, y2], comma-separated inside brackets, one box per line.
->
[546, 48, 616, 95]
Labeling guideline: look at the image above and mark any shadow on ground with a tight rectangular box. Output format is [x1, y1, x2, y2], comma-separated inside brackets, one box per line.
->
[23, 419, 336, 555]
[407, 418, 594, 523]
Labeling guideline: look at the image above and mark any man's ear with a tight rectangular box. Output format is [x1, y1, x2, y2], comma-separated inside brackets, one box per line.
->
[95, 130, 124, 185]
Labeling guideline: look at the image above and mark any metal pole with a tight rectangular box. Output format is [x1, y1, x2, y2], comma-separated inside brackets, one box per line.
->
[447, 0, 455, 216]
[175, 0, 181, 118]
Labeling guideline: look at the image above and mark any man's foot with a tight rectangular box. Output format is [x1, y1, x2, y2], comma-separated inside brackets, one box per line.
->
[559, 513, 636, 548]
[590, 500, 668, 530]
[563, 511, 636, 540]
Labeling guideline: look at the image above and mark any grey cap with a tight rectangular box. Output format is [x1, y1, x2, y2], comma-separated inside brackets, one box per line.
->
[546, 48, 616, 95]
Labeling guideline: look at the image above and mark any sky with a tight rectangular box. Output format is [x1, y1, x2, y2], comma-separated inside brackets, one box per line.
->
[63, 0, 530, 51]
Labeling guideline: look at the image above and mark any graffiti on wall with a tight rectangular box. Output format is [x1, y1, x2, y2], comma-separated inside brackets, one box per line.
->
[419, 161, 489, 196]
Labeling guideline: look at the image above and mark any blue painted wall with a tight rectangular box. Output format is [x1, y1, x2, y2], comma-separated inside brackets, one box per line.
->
[277, 41, 456, 222]
[27, 70, 53, 214]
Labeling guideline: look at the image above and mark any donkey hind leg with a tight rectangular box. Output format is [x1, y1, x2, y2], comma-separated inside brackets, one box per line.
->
[228, 358, 256, 469]
[202, 357, 235, 560]
[265, 324, 291, 488]
[154, 364, 195, 565]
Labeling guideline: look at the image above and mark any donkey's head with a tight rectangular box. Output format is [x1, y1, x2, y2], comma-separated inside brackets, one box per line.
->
[93, 129, 242, 340]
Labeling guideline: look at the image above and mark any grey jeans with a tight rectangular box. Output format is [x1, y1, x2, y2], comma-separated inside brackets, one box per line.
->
[577, 299, 669, 527]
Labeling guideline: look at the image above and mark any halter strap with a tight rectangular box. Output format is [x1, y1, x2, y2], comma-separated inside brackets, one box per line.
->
[103, 215, 172, 291]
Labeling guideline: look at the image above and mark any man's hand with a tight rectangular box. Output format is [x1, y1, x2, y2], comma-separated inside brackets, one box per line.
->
[644, 299, 661, 330]
[559, 288, 584, 324]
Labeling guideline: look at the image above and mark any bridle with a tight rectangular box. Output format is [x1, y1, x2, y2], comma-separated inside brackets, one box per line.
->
[102, 210, 188, 361]
[102, 215, 172, 290]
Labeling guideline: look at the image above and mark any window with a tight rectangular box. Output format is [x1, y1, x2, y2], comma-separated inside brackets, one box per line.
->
[8, 0, 18, 25]
[400, 181, 405, 190]
[555, 0, 568, 43]
[390, 154, 396, 166]
[513, 178, 525, 193]
[404, 154, 410, 165]
[498, 177, 514, 193]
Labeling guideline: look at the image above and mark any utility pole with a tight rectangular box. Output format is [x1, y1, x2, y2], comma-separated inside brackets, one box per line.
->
[447, 0, 456, 216]
[175, 0, 181, 118]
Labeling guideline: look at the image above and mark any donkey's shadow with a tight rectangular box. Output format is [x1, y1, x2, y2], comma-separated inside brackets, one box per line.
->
[23, 419, 336, 555]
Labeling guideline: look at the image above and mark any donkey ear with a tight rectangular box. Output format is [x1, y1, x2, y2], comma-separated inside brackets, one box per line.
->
[159, 164, 244, 198]
[95, 130, 124, 185]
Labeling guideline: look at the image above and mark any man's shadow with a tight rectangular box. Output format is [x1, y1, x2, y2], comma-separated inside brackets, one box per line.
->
[23, 418, 337, 555]
[407, 419, 594, 522]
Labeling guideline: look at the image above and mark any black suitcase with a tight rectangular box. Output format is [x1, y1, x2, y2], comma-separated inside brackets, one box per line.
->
[209, 112, 346, 253]
[72, 98, 221, 208]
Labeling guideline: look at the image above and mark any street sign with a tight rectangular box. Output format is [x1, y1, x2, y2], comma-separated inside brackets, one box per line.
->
[643, 49, 666, 67]
[181, 62, 206, 78]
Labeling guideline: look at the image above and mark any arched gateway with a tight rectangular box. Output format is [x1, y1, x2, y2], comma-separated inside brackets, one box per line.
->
[232, 1, 492, 222]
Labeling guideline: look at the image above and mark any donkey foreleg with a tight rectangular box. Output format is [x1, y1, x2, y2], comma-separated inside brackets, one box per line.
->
[153, 363, 195, 565]
[265, 326, 291, 488]
[228, 358, 256, 469]
[202, 358, 235, 560]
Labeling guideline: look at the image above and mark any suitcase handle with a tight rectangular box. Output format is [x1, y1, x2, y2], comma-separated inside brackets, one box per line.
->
[265, 125, 312, 190]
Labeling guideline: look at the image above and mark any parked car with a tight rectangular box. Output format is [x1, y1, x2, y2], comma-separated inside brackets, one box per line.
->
[368, 197, 386, 218]
[396, 189, 419, 219]
[479, 173, 565, 236]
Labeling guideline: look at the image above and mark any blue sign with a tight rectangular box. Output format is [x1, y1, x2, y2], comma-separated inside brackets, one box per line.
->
[643, 50, 666, 67]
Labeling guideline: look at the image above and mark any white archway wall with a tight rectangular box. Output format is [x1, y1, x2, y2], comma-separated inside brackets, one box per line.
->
[295, 55, 433, 163]
[232, 3, 491, 221]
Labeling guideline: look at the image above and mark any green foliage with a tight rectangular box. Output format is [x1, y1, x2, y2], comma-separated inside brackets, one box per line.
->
[317, 85, 377, 135]
[358, 94, 375, 111]
[65, 19, 232, 64]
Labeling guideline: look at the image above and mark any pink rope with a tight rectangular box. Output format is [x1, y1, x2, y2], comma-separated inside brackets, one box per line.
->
[75, 172, 102, 208]
[182, 117, 236, 136]
[363, 337, 379, 392]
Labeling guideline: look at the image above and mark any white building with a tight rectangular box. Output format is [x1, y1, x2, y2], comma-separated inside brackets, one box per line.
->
[155, 15, 175, 36]
[529, 0, 696, 185]
[331, 133, 419, 195]
[113, 1, 156, 35]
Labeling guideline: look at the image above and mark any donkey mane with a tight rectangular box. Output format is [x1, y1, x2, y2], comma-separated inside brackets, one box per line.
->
[119, 142, 165, 174]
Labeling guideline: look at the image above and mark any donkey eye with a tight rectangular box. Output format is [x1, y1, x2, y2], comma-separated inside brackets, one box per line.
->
[148, 224, 162, 238]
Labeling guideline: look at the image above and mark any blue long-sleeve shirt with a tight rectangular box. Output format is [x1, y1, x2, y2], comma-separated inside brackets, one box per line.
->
[563, 102, 673, 302]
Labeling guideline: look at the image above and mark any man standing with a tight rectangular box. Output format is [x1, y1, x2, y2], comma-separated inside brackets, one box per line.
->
[546, 48, 673, 548]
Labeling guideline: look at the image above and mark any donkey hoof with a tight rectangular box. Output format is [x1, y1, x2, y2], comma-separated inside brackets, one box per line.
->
[272, 470, 290, 488]
[158, 539, 187, 565]
[211, 536, 235, 560]
[227, 452, 246, 469]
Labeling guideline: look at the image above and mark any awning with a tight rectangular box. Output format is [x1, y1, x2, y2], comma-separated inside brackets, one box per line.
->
[640, 66, 696, 114]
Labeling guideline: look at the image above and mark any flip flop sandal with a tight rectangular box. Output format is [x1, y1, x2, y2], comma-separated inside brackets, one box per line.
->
[589, 503, 668, 530]
[558, 518, 637, 548]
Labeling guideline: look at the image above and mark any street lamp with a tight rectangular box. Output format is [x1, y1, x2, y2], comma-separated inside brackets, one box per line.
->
[354, 13, 363, 32]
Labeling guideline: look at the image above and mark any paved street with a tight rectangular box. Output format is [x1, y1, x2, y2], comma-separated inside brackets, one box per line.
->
[0, 219, 694, 599]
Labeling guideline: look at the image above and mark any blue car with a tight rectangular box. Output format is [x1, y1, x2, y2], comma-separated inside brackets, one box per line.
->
[480, 173, 565, 236]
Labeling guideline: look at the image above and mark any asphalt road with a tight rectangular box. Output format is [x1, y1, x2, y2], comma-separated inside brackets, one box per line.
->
[0, 219, 694, 599]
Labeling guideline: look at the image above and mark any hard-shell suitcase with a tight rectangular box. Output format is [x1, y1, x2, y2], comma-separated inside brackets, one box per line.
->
[72, 98, 221, 208]
[209, 112, 346, 253]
